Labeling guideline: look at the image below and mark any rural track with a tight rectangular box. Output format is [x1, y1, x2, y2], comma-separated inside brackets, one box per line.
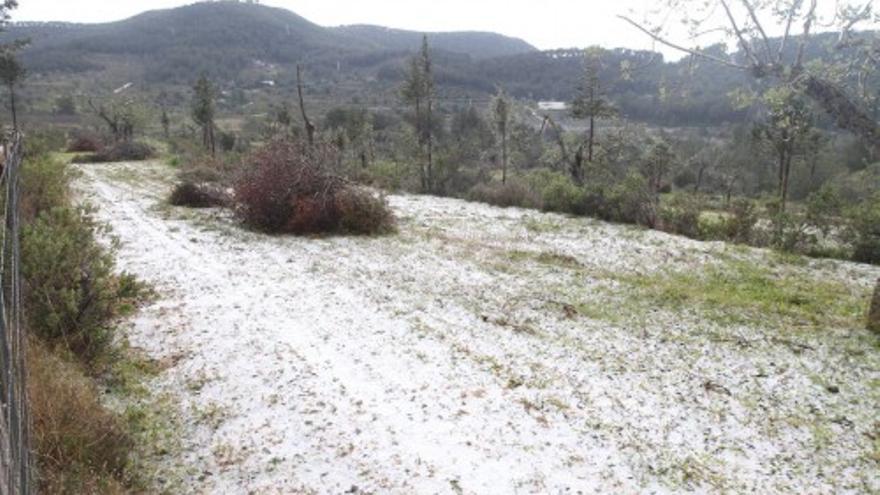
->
[76, 161, 880, 494]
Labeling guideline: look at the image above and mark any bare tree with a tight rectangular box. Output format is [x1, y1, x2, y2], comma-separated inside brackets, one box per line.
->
[296, 64, 316, 147]
[192, 74, 216, 155]
[492, 88, 511, 184]
[89, 97, 143, 142]
[571, 48, 616, 164]
[619, 0, 880, 154]
[401, 35, 436, 192]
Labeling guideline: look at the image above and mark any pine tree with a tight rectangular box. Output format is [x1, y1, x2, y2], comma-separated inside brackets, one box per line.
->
[571, 48, 615, 166]
[492, 89, 511, 184]
[0, 48, 24, 130]
[192, 74, 216, 156]
[401, 35, 435, 192]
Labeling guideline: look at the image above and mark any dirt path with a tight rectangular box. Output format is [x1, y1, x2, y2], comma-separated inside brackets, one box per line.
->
[77, 161, 880, 494]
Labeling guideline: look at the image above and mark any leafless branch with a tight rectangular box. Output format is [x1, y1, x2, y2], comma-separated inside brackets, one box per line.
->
[777, 0, 803, 64]
[739, 0, 773, 61]
[617, 15, 747, 70]
[719, 0, 761, 66]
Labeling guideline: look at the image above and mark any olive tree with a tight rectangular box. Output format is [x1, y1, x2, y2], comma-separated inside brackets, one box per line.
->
[620, 1, 880, 155]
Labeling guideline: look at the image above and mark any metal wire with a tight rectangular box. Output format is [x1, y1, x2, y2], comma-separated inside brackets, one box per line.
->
[0, 131, 32, 495]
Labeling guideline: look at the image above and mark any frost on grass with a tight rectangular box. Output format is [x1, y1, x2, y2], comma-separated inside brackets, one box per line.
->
[76, 161, 880, 494]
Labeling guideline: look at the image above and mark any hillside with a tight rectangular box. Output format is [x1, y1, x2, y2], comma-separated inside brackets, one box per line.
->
[332, 24, 537, 58]
[4, 2, 876, 127]
[5, 2, 535, 81]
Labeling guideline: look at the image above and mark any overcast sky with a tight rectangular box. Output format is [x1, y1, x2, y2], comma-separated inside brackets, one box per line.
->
[12, 0, 874, 57]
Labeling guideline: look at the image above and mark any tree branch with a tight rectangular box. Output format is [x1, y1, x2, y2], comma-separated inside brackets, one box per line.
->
[776, 0, 803, 64]
[617, 15, 747, 70]
[719, 0, 761, 67]
[739, 0, 773, 61]
[794, 0, 818, 71]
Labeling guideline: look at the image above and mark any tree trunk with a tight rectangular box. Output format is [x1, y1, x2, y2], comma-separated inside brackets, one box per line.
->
[415, 97, 426, 192]
[588, 115, 595, 163]
[694, 164, 706, 193]
[572, 145, 585, 185]
[9, 86, 17, 130]
[501, 128, 508, 185]
[781, 152, 792, 212]
[426, 97, 434, 193]
[869, 278, 880, 334]
[777, 148, 787, 210]
[296, 65, 315, 147]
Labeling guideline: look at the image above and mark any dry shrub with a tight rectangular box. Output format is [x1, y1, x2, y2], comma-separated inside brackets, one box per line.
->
[234, 138, 394, 235]
[28, 341, 131, 494]
[72, 141, 155, 163]
[468, 181, 542, 209]
[169, 182, 230, 208]
[178, 155, 234, 186]
[335, 187, 396, 234]
[66, 134, 103, 153]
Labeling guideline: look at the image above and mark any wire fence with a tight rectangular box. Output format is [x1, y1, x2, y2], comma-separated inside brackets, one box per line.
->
[0, 131, 31, 495]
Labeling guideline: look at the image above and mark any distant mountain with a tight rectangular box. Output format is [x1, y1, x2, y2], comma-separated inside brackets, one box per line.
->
[332, 25, 537, 59]
[3, 2, 875, 128]
[4, 1, 536, 81]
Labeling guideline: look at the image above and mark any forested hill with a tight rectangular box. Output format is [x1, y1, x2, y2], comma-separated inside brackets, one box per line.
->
[4, 1, 536, 78]
[4, 1, 875, 127]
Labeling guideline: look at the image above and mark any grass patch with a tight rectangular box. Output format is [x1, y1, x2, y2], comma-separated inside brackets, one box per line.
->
[620, 259, 867, 331]
[506, 249, 582, 269]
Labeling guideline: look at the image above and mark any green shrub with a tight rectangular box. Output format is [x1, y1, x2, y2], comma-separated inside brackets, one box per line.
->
[522, 170, 588, 215]
[608, 172, 657, 227]
[723, 198, 758, 244]
[25, 127, 67, 158]
[846, 194, 880, 264]
[21, 155, 72, 222]
[468, 181, 542, 209]
[659, 193, 704, 238]
[22, 206, 122, 361]
[541, 176, 589, 215]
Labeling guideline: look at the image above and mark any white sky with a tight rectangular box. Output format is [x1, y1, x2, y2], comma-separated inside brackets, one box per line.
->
[12, 0, 876, 58]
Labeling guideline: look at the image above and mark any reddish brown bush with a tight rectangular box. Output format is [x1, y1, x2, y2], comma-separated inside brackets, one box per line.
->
[72, 141, 156, 163]
[66, 134, 103, 153]
[234, 139, 394, 235]
[169, 182, 230, 208]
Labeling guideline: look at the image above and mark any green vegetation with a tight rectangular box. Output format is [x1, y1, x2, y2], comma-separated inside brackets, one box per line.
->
[620, 260, 866, 331]
[19, 150, 172, 493]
